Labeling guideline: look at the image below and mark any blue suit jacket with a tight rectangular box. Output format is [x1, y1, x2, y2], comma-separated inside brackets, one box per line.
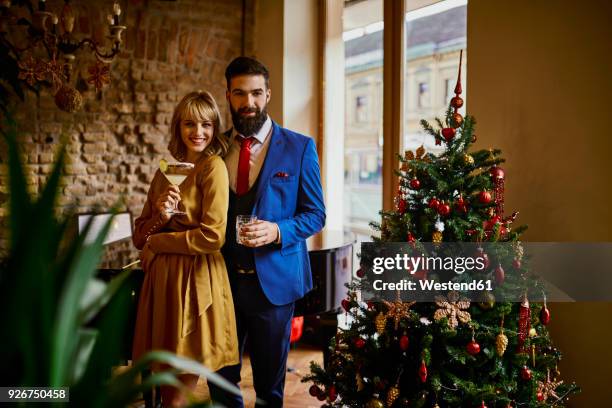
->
[224, 122, 326, 306]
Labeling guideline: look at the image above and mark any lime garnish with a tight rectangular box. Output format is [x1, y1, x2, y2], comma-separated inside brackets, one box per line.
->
[159, 159, 168, 173]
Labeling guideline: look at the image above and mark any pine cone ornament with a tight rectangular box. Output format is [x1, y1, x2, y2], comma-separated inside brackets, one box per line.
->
[386, 385, 400, 407]
[375, 312, 387, 334]
[496, 330, 508, 357]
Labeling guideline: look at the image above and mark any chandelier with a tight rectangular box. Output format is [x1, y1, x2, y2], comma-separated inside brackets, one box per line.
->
[0, 0, 127, 112]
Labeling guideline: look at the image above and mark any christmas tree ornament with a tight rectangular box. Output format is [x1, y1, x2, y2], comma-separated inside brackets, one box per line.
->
[383, 296, 416, 330]
[442, 127, 456, 142]
[495, 264, 505, 285]
[452, 112, 464, 128]
[437, 201, 451, 216]
[451, 95, 464, 109]
[456, 195, 468, 213]
[536, 370, 563, 401]
[316, 392, 327, 401]
[520, 366, 532, 381]
[472, 133, 477, 143]
[419, 359, 428, 383]
[309, 384, 321, 397]
[407, 232, 416, 243]
[341, 298, 351, 312]
[54, 84, 83, 112]
[428, 197, 440, 209]
[529, 328, 537, 338]
[490, 165, 506, 216]
[496, 330, 508, 357]
[356, 268, 365, 278]
[478, 291, 495, 310]
[353, 337, 366, 349]
[518, 294, 531, 352]
[398, 199, 407, 214]
[432, 231, 443, 243]
[512, 258, 521, 269]
[356, 373, 365, 391]
[409, 178, 421, 189]
[467, 339, 481, 355]
[365, 398, 385, 408]
[327, 385, 338, 402]
[479, 401, 487, 408]
[540, 294, 551, 325]
[386, 384, 400, 406]
[463, 153, 475, 166]
[478, 190, 492, 204]
[375, 312, 388, 334]
[434, 291, 471, 329]
[399, 333, 410, 351]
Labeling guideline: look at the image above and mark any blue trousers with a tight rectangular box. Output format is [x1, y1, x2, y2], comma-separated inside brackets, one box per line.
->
[208, 274, 294, 408]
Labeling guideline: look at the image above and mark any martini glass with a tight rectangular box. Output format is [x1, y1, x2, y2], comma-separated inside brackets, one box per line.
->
[159, 159, 194, 216]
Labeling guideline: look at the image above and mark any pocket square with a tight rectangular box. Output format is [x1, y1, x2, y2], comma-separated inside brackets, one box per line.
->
[274, 171, 289, 178]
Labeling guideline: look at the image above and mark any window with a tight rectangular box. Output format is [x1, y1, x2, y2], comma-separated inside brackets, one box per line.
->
[355, 95, 368, 122]
[343, 0, 383, 239]
[404, 0, 467, 155]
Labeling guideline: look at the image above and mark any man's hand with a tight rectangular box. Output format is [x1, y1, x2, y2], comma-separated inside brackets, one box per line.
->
[155, 185, 181, 222]
[240, 220, 279, 247]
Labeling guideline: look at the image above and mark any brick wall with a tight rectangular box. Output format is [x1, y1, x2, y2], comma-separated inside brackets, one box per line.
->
[0, 0, 255, 266]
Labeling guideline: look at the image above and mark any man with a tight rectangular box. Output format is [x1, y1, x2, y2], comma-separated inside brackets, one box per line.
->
[208, 56, 325, 407]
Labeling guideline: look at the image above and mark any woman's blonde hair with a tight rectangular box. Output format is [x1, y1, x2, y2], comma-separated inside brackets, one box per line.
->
[168, 91, 229, 160]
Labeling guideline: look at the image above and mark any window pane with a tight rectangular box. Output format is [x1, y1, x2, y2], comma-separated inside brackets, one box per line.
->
[404, 0, 467, 155]
[343, 0, 383, 241]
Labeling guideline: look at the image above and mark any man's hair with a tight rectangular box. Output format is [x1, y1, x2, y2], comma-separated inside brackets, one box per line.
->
[225, 56, 269, 89]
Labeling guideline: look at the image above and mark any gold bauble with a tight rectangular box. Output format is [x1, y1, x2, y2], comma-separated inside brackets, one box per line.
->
[386, 385, 400, 407]
[496, 331, 509, 357]
[478, 292, 496, 310]
[375, 312, 388, 334]
[54, 84, 83, 113]
[432, 231, 443, 243]
[463, 153, 475, 166]
[366, 398, 385, 408]
[529, 328, 537, 337]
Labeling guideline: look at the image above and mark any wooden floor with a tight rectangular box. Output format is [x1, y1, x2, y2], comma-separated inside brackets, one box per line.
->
[133, 345, 324, 407]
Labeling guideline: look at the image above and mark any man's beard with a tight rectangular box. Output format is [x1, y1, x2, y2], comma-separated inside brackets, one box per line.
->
[230, 104, 268, 136]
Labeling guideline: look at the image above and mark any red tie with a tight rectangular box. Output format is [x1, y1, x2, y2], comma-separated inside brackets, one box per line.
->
[236, 136, 253, 196]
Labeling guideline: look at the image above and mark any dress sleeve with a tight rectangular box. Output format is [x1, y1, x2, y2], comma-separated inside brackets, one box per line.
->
[148, 157, 229, 255]
[132, 171, 167, 250]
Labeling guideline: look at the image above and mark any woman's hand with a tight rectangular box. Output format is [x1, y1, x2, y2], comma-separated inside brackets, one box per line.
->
[155, 185, 181, 222]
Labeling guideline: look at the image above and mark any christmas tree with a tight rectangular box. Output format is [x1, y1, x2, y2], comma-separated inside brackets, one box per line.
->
[304, 52, 579, 407]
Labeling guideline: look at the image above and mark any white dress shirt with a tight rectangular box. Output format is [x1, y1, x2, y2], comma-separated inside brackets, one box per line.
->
[225, 116, 273, 194]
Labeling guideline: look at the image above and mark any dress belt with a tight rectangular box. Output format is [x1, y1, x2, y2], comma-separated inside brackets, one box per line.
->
[236, 266, 256, 275]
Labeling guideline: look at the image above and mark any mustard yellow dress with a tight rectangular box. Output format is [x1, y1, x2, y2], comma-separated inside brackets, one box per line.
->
[132, 155, 238, 372]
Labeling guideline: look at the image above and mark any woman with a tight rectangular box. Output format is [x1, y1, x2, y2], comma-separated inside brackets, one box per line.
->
[132, 91, 237, 407]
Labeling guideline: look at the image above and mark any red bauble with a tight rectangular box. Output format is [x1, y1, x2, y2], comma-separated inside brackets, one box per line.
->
[475, 248, 490, 270]
[520, 366, 532, 380]
[512, 258, 522, 269]
[356, 268, 365, 278]
[367, 301, 375, 310]
[407, 232, 416, 243]
[478, 191, 492, 204]
[418, 359, 428, 383]
[327, 385, 337, 402]
[438, 202, 451, 216]
[452, 112, 464, 128]
[483, 215, 501, 230]
[442, 127, 456, 142]
[479, 401, 488, 408]
[316, 392, 327, 401]
[540, 306, 551, 325]
[490, 166, 505, 180]
[353, 337, 366, 349]
[495, 264, 505, 285]
[428, 197, 439, 209]
[450, 96, 464, 109]
[398, 199, 407, 214]
[409, 178, 421, 189]
[537, 391, 545, 402]
[399, 335, 409, 351]
[341, 298, 350, 312]
[467, 340, 481, 355]
[456, 196, 468, 213]
[309, 385, 321, 397]
[413, 269, 428, 280]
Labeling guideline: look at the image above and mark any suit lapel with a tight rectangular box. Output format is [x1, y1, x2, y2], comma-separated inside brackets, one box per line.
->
[255, 121, 285, 205]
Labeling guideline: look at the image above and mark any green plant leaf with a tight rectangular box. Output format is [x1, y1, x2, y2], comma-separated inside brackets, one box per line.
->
[79, 269, 132, 325]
